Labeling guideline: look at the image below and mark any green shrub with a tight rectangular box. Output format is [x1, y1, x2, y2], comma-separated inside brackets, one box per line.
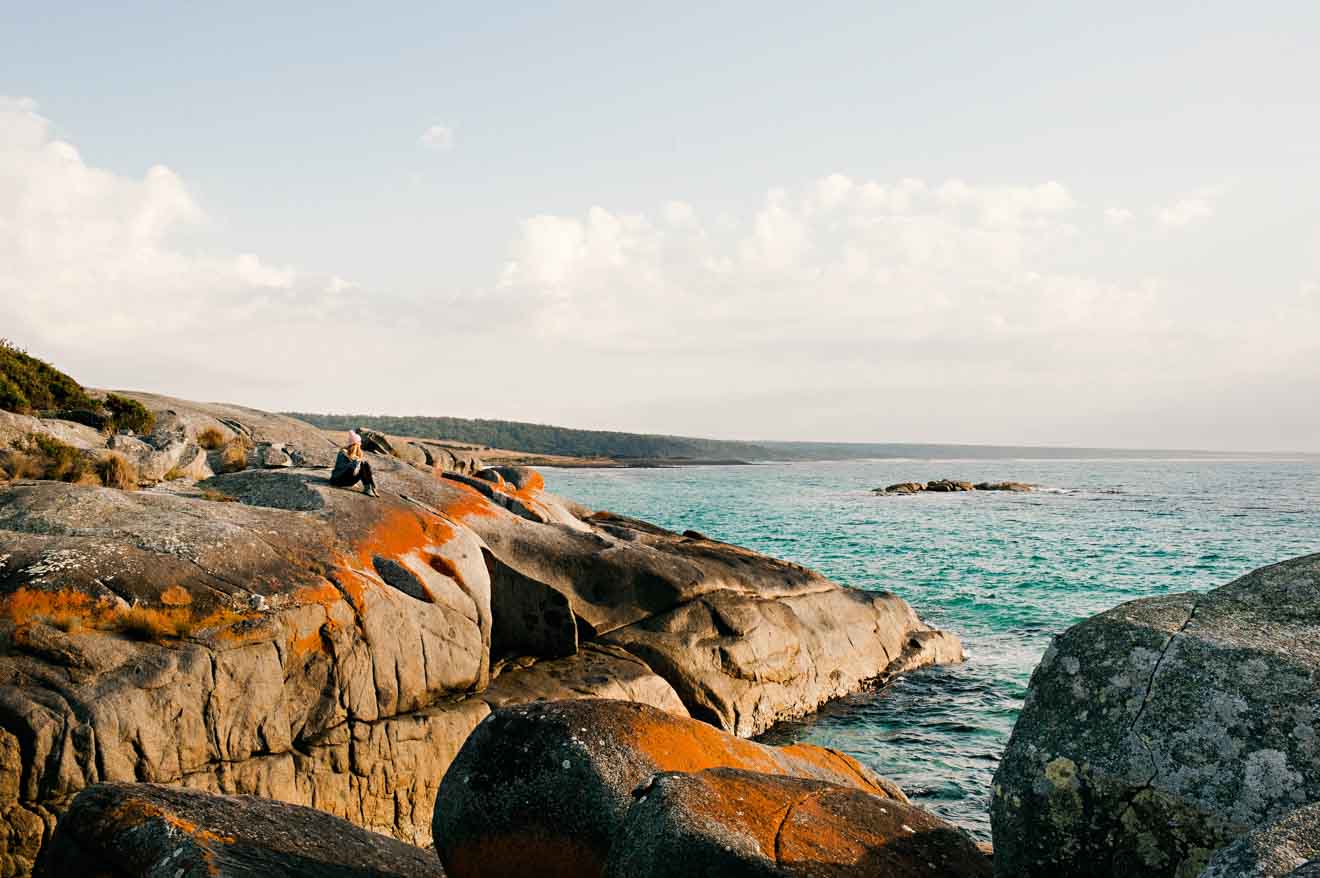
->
[0, 339, 96, 414]
[30, 435, 87, 482]
[103, 393, 155, 435]
[0, 373, 29, 413]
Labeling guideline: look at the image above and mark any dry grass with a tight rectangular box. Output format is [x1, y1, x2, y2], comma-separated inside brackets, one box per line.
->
[115, 607, 172, 641]
[0, 434, 90, 483]
[96, 453, 138, 490]
[197, 426, 227, 450]
[0, 449, 44, 481]
[219, 440, 248, 473]
[164, 466, 186, 481]
[32, 613, 83, 633]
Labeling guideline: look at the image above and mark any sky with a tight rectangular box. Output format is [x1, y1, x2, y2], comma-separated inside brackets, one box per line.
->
[3, 1, 1318, 451]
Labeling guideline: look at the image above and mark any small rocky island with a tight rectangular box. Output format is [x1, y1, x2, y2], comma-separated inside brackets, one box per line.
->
[873, 480, 1036, 495]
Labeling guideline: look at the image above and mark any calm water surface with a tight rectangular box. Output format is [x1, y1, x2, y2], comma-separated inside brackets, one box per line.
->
[544, 459, 1320, 839]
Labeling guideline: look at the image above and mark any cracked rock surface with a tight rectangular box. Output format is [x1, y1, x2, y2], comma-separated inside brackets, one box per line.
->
[991, 553, 1320, 878]
[0, 394, 961, 877]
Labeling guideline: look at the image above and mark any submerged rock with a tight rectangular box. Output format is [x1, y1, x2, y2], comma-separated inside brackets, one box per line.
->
[991, 553, 1320, 878]
[33, 782, 443, 877]
[605, 767, 992, 878]
[433, 698, 904, 878]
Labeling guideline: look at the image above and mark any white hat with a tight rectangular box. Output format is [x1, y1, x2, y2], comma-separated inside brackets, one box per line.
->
[348, 430, 361, 445]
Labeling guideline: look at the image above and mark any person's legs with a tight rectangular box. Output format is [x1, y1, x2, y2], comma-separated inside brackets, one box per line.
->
[359, 461, 378, 496]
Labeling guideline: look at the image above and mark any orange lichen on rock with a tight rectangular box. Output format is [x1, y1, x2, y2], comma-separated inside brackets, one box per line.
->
[159, 585, 192, 607]
[619, 707, 892, 798]
[106, 796, 237, 846]
[294, 580, 344, 610]
[435, 481, 499, 522]
[346, 506, 460, 570]
[1, 587, 111, 627]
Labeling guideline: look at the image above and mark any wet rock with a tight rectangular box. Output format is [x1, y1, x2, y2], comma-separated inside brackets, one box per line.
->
[433, 699, 904, 878]
[33, 782, 444, 877]
[973, 481, 1035, 492]
[1199, 802, 1320, 878]
[605, 767, 992, 878]
[992, 553, 1320, 878]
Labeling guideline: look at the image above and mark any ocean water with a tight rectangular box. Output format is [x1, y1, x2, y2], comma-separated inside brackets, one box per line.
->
[543, 459, 1320, 839]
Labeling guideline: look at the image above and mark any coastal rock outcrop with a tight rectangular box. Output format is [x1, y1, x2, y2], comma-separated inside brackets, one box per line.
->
[991, 553, 1320, 878]
[873, 480, 1035, 495]
[604, 767, 993, 878]
[33, 782, 444, 877]
[1198, 802, 1320, 878]
[433, 698, 907, 878]
[0, 392, 961, 876]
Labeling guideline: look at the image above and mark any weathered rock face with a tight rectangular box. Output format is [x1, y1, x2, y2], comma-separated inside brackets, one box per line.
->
[1198, 802, 1320, 878]
[433, 699, 906, 878]
[604, 587, 963, 736]
[33, 782, 444, 877]
[0, 392, 960, 876]
[604, 767, 993, 878]
[991, 554, 1320, 878]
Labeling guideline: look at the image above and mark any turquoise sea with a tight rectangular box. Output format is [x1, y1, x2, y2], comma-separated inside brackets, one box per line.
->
[544, 459, 1320, 840]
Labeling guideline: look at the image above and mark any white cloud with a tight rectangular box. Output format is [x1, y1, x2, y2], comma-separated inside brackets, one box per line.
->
[1, 97, 1315, 449]
[419, 124, 454, 151]
[1104, 207, 1134, 225]
[1153, 188, 1220, 228]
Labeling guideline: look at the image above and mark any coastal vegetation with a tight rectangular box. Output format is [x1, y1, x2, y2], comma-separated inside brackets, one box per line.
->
[0, 339, 154, 434]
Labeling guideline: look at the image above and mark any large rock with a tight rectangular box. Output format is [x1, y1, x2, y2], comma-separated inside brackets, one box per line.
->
[991, 554, 1320, 878]
[604, 587, 963, 736]
[0, 392, 960, 876]
[0, 475, 494, 874]
[433, 699, 905, 878]
[33, 782, 444, 877]
[1199, 802, 1320, 878]
[605, 767, 992, 878]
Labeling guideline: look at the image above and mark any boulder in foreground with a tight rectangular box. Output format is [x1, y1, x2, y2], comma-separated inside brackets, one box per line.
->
[433, 698, 904, 878]
[33, 782, 443, 877]
[605, 767, 992, 878]
[992, 553, 1320, 878]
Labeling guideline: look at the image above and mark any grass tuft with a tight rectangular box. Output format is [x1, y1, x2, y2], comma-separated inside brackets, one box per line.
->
[96, 453, 138, 490]
[218, 437, 250, 473]
[197, 426, 227, 450]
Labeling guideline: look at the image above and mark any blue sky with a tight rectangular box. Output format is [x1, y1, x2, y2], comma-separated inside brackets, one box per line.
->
[4, 2, 1319, 449]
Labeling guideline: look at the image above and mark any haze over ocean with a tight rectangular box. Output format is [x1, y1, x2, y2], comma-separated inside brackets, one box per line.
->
[546, 457, 1320, 838]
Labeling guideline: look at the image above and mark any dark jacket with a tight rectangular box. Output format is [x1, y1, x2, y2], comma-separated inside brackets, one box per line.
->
[329, 450, 361, 486]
